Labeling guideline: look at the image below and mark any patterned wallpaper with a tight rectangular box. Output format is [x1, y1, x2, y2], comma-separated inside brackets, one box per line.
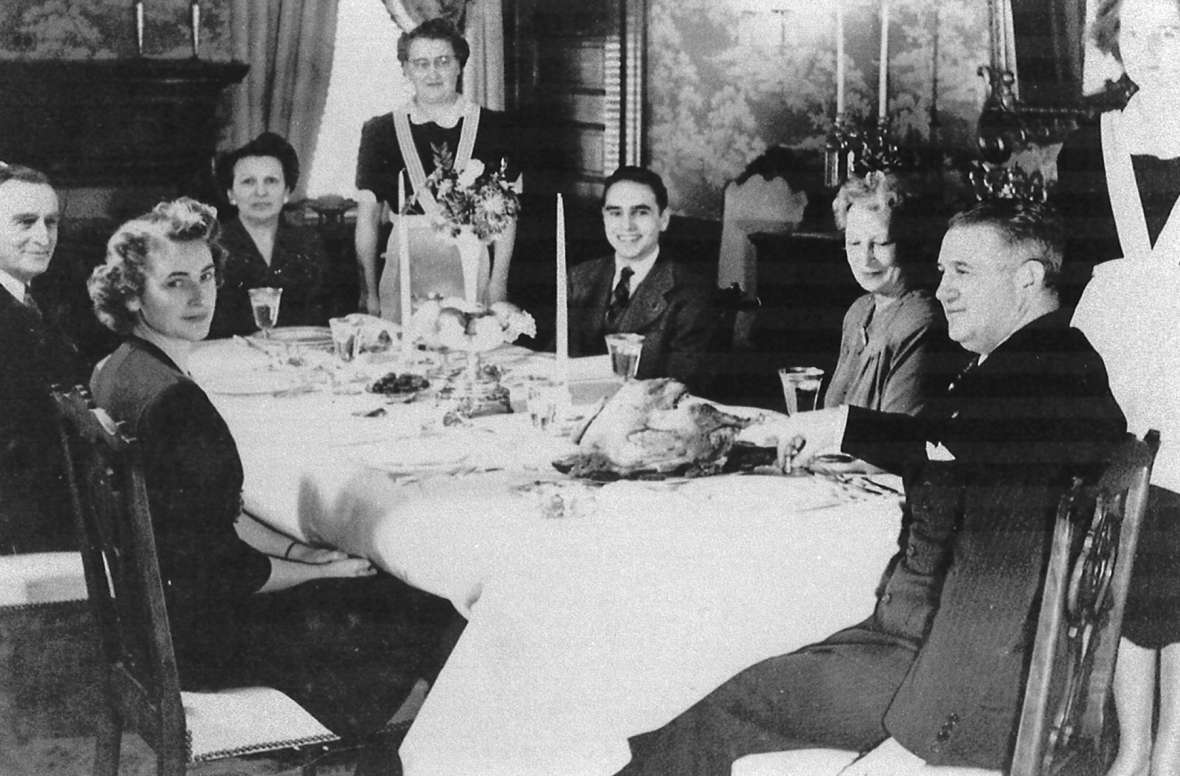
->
[648, 0, 991, 218]
[0, 0, 231, 60]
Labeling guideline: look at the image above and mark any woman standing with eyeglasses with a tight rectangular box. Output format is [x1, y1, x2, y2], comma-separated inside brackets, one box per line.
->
[354, 17, 519, 323]
[1058, 1, 1180, 774]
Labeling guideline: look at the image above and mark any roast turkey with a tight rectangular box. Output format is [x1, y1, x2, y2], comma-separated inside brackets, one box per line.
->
[565, 378, 752, 477]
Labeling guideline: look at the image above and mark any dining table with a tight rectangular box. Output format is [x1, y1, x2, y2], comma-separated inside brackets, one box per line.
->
[190, 332, 905, 776]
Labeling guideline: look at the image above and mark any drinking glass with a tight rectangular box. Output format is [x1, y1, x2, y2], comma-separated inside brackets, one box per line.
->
[248, 287, 283, 339]
[527, 384, 563, 432]
[778, 366, 824, 415]
[329, 317, 361, 363]
[604, 333, 645, 381]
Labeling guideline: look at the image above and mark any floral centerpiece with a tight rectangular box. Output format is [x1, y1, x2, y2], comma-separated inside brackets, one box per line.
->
[413, 158, 521, 303]
[421, 158, 521, 241]
[410, 296, 537, 417]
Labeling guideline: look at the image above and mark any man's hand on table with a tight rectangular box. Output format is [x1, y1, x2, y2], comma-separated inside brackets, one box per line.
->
[736, 406, 849, 472]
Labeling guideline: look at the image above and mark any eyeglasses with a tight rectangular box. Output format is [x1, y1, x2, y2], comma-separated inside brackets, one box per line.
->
[408, 55, 456, 73]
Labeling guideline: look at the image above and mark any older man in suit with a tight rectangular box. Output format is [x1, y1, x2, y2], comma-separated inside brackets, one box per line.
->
[614, 199, 1126, 776]
[568, 166, 717, 394]
[0, 163, 80, 554]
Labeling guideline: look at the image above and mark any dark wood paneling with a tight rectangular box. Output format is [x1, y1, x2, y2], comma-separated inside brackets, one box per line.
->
[0, 60, 246, 188]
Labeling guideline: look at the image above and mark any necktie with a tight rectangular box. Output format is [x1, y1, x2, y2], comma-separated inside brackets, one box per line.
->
[22, 291, 42, 318]
[606, 267, 634, 327]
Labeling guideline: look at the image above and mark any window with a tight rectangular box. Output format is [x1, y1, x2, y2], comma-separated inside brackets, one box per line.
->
[304, 0, 412, 198]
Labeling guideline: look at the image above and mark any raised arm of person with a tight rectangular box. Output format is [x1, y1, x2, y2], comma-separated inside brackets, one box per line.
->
[354, 193, 383, 315]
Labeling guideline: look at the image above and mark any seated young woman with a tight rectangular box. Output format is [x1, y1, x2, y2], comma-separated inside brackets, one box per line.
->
[823, 172, 954, 416]
[86, 198, 458, 764]
[209, 131, 330, 338]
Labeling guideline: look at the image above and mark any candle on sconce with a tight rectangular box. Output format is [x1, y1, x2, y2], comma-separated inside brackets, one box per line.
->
[555, 194, 569, 385]
[877, 0, 890, 119]
[835, 0, 845, 117]
[132, 0, 144, 57]
[190, 0, 201, 59]
[397, 172, 413, 362]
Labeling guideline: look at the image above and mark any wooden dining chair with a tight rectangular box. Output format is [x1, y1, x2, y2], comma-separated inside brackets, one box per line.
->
[50, 385, 342, 776]
[733, 430, 1158, 776]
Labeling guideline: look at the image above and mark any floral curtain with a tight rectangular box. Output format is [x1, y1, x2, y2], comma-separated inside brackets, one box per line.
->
[380, 0, 504, 109]
[228, 0, 339, 198]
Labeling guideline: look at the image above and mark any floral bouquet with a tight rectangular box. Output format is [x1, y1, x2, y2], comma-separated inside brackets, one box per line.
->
[418, 158, 521, 242]
[411, 296, 537, 354]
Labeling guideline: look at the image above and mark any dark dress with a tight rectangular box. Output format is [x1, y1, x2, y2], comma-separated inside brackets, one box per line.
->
[355, 107, 518, 211]
[0, 287, 82, 554]
[209, 218, 329, 339]
[616, 311, 1125, 775]
[1056, 120, 1180, 650]
[89, 337, 457, 737]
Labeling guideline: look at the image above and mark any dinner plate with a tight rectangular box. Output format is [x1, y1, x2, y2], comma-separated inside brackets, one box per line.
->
[251, 326, 333, 348]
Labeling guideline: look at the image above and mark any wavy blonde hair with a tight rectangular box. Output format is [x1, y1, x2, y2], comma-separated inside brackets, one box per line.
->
[88, 198, 222, 334]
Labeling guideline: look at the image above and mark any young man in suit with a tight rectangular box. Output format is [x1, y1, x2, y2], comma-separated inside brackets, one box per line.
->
[614, 199, 1127, 776]
[568, 166, 717, 394]
[0, 163, 80, 553]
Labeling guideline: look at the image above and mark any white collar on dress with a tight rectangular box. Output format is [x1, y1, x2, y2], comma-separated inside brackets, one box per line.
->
[398, 93, 471, 128]
[1116, 91, 1180, 160]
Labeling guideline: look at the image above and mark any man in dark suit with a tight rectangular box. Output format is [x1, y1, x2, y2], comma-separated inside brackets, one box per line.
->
[568, 166, 717, 394]
[615, 200, 1126, 776]
[0, 163, 80, 554]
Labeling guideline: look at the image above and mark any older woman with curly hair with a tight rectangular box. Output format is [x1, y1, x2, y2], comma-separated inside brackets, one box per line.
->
[87, 198, 458, 772]
[822, 172, 952, 416]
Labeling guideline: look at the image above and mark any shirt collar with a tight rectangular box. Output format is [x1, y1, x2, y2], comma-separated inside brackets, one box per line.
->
[0, 268, 28, 304]
[614, 249, 660, 292]
[399, 93, 470, 128]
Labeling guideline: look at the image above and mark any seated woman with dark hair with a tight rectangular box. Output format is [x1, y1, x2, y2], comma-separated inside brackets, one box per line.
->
[823, 172, 952, 416]
[209, 131, 329, 338]
[86, 198, 457, 766]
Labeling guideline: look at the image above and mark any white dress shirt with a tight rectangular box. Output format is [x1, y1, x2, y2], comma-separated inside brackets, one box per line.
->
[612, 249, 659, 297]
[0, 267, 29, 305]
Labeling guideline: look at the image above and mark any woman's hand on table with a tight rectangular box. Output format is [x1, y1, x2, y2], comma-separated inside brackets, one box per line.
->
[285, 543, 349, 565]
[260, 554, 377, 593]
[736, 406, 849, 472]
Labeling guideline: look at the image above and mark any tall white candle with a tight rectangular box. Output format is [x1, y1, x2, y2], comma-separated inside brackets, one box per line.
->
[878, 0, 890, 119]
[835, 0, 845, 116]
[133, 0, 144, 56]
[555, 194, 569, 384]
[398, 171, 412, 361]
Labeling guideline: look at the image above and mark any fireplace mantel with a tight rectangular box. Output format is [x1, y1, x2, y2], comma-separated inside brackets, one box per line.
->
[0, 59, 248, 188]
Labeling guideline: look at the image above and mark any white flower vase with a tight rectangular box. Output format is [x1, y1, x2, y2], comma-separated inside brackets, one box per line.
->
[455, 229, 484, 306]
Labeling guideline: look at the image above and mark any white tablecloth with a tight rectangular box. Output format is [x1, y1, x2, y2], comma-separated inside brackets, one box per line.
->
[191, 340, 903, 776]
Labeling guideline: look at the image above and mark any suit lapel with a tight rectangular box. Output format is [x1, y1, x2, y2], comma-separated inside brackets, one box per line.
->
[616, 259, 673, 333]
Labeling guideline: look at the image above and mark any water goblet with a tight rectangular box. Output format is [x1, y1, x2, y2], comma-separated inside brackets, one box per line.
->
[248, 287, 283, 340]
[777, 366, 825, 415]
[604, 333, 645, 381]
